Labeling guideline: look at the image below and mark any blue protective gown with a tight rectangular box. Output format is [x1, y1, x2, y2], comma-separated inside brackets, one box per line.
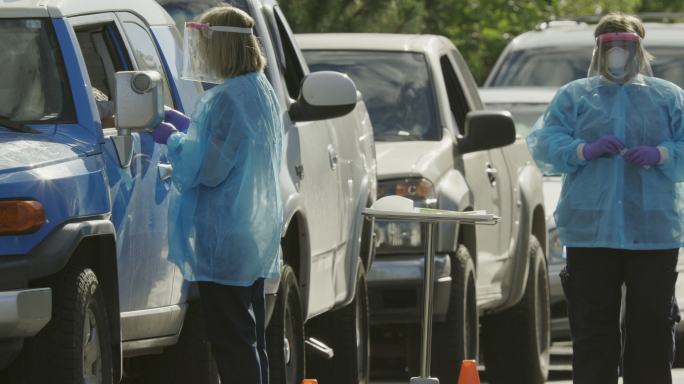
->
[166, 72, 283, 285]
[527, 75, 684, 249]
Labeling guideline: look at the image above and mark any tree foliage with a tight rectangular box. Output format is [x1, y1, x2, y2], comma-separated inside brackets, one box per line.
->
[280, 0, 684, 84]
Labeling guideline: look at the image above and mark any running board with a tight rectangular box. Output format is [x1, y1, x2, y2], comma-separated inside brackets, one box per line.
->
[305, 337, 334, 359]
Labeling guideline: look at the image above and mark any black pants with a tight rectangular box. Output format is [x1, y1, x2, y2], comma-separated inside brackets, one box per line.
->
[562, 247, 679, 384]
[198, 279, 268, 384]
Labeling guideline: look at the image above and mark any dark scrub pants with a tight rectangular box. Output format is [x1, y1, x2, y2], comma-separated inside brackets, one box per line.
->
[198, 279, 268, 384]
[562, 248, 679, 384]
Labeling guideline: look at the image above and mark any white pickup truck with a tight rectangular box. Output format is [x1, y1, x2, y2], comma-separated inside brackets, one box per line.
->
[299, 33, 550, 384]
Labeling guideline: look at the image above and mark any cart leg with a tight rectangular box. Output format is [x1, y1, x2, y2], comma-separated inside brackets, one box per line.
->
[411, 222, 439, 383]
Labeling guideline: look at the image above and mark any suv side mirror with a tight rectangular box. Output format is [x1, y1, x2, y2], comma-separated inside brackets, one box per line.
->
[289, 71, 357, 122]
[112, 71, 165, 167]
[457, 110, 516, 154]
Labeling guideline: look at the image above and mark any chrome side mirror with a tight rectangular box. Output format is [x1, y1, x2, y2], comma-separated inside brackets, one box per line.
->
[112, 71, 164, 167]
[289, 71, 358, 122]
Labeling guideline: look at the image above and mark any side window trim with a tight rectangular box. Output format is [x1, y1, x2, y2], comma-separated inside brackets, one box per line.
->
[440, 53, 470, 134]
[273, 6, 308, 76]
[262, 7, 286, 71]
[105, 25, 131, 71]
[447, 49, 482, 110]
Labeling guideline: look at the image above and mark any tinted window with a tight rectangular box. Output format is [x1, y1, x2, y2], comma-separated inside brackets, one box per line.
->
[122, 22, 174, 106]
[304, 50, 439, 141]
[490, 46, 684, 88]
[650, 48, 684, 88]
[440, 55, 469, 134]
[0, 19, 74, 123]
[489, 48, 593, 87]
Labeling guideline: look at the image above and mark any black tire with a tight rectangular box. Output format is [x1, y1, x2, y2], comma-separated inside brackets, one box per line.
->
[129, 303, 220, 384]
[431, 245, 478, 383]
[481, 235, 551, 384]
[8, 266, 113, 384]
[267, 265, 304, 384]
[308, 261, 370, 384]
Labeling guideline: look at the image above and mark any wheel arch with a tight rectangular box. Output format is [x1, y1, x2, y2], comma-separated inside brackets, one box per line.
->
[281, 210, 311, 318]
[27, 219, 121, 382]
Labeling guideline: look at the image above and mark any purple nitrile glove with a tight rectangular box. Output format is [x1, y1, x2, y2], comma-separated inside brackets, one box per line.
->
[582, 136, 625, 160]
[152, 122, 178, 145]
[164, 107, 191, 133]
[623, 146, 661, 167]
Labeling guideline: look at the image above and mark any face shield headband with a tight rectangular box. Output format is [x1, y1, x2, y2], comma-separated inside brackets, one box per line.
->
[181, 21, 254, 84]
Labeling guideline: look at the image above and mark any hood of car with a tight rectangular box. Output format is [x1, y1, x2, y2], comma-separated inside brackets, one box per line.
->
[0, 133, 81, 175]
[375, 140, 453, 181]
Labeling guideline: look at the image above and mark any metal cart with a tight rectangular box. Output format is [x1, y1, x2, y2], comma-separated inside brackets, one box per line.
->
[363, 203, 499, 384]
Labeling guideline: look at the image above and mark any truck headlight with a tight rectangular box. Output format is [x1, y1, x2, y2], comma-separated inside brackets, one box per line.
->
[375, 178, 436, 253]
[0, 200, 45, 235]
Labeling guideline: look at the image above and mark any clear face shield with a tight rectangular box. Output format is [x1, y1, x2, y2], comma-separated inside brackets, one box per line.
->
[181, 21, 253, 84]
[588, 32, 653, 84]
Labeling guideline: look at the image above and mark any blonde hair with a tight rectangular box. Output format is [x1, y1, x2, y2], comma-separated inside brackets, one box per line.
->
[197, 6, 266, 79]
[594, 12, 646, 38]
[593, 12, 654, 72]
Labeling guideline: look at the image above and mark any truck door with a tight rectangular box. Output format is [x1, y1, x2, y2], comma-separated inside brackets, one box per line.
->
[268, 7, 345, 316]
[439, 52, 508, 299]
[69, 13, 182, 342]
[447, 50, 514, 265]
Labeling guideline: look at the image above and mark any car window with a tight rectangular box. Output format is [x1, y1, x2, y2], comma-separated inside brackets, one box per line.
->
[440, 55, 469, 134]
[122, 21, 174, 106]
[0, 19, 75, 123]
[489, 48, 593, 87]
[272, 7, 306, 99]
[304, 50, 440, 141]
[649, 47, 684, 88]
[490, 46, 684, 89]
[75, 22, 132, 128]
[484, 102, 546, 138]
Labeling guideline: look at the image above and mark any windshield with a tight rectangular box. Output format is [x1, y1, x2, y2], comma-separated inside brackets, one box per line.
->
[303, 50, 440, 141]
[489, 48, 593, 87]
[0, 19, 74, 123]
[489, 47, 684, 88]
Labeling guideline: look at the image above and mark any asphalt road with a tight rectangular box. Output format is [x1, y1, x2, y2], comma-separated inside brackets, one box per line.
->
[372, 341, 684, 384]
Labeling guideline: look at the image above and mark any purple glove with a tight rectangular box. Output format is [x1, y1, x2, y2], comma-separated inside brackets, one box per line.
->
[152, 122, 178, 144]
[624, 146, 661, 167]
[582, 136, 625, 160]
[164, 107, 191, 133]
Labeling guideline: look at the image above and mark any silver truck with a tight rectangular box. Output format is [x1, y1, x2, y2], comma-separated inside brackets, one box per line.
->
[298, 33, 550, 384]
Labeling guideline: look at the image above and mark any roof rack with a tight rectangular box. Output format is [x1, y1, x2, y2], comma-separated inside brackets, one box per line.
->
[535, 19, 587, 30]
[537, 12, 684, 29]
[575, 13, 684, 24]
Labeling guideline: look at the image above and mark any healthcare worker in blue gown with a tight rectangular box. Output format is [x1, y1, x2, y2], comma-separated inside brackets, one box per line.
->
[527, 13, 684, 384]
[151, 6, 282, 384]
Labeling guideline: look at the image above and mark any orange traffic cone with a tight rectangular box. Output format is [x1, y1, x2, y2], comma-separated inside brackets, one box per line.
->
[301, 380, 318, 384]
[457, 360, 480, 384]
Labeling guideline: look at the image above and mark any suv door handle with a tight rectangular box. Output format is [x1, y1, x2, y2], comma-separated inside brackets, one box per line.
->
[328, 145, 338, 171]
[158, 163, 173, 181]
[485, 163, 497, 187]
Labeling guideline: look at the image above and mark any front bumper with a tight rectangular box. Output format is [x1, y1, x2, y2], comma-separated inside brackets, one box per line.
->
[0, 288, 51, 369]
[367, 254, 451, 325]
